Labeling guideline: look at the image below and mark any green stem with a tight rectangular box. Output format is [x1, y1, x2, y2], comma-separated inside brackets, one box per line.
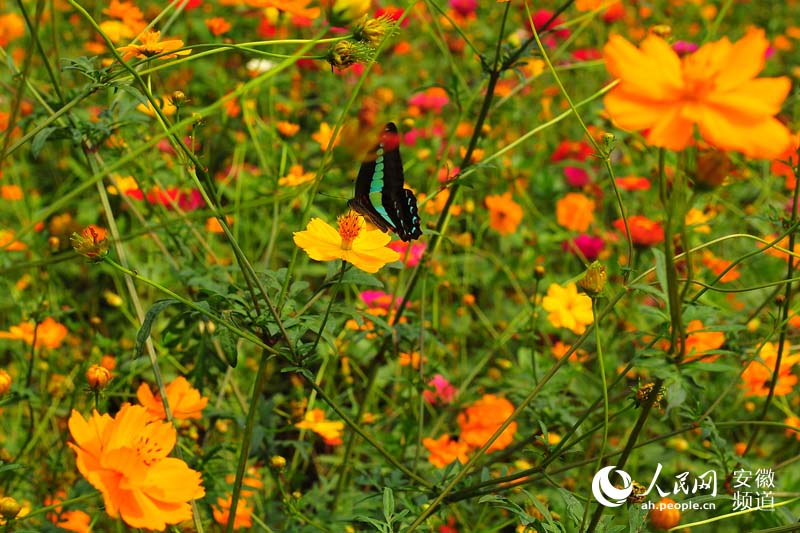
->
[102, 258, 270, 351]
[580, 298, 609, 531]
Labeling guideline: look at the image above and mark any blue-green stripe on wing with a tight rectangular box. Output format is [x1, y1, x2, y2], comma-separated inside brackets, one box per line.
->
[348, 122, 422, 242]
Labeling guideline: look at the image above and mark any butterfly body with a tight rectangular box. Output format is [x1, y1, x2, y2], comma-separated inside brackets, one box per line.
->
[348, 123, 422, 242]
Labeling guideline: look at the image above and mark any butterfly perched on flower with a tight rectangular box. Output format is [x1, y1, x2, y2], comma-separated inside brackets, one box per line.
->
[348, 122, 423, 242]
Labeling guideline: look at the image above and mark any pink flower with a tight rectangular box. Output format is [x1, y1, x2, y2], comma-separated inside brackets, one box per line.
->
[409, 88, 449, 114]
[422, 374, 457, 405]
[672, 40, 698, 56]
[360, 290, 400, 310]
[564, 166, 590, 187]
[389, 240, 425, 267]
[563, 233, 604, 261]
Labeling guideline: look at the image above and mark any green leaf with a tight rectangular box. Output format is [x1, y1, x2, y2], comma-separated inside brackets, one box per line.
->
[215, 325, 238, 367]
[31, 126, 59, 158]
[651, 248, 668, 310]
[337, 266, 386, 288]
[134, 299, 180, 359]
[558, 488, 584, 527]
[382, 487, 395, 522]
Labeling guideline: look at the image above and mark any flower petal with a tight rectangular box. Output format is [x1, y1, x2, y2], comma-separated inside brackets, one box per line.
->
[715, 28, 768, 90]
[604, 90, 681, 131]
[344, 246, 400, 273]
[645, 104, 695, 150]
[696, 106, 793, 159]
[704, 77, 791, 119]
[604, 34, 683, 100]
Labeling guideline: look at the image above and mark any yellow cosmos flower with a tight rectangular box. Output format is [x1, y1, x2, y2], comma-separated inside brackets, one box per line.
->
[293, 212, 400, 273]
[541, 282, 594, 334]
[295, 408, 345, 445]
[603, 28, 792, 159]
[117, 29, 191, 61]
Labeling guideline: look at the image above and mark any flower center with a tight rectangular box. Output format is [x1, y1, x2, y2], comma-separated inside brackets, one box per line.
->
[338, 212, 362, 250]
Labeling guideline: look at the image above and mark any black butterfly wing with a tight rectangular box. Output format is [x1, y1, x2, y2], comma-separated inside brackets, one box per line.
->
[350, 122, 423, 241]
[386, 189, 423, 242]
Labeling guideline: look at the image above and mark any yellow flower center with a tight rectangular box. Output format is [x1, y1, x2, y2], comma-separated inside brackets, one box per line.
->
[337, 212, 361, 250]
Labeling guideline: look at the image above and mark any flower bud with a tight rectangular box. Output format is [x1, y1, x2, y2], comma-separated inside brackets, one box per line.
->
[649, 24, 672, 38]
[326, 40, 370, 70]
[353, 15, 396, 46]
[70, 225, 109, 261]
[270, 455, 287, 471]
[0, 496, 22, 521]
[579, 261, 607, 296]
[86, 364, 112, 390]
[601, 132, 616, 154]
[171, 90, 186, 105]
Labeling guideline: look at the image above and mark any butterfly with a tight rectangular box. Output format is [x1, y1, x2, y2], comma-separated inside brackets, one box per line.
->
[348, 122, 423, 242]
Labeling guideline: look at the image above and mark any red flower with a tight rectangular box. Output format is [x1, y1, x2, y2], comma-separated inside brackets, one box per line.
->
[613, 215, 664, 246]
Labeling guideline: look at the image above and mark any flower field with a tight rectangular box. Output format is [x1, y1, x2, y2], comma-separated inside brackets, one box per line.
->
[2, 0, 800, 531]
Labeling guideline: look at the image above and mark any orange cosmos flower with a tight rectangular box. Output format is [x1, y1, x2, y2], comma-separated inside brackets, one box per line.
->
[295, 408, 345, 445]
[205, 17, 231, 36]
[771, 130, 800, 190]
[457, 394, 518, 452]
[293, 213, 401, 273]
[684, 319, 725, 362]
[224, 469, 264, 497]
[556, 192, 595, 232]
[276, 120, 301, 137]
[398, 351, 427, 369]
[542, 282, 593, 335]
[103, 0, 145, 28]
[423, 434, 470, 468]
[45, 491, 92, 533]
[220, 0, 320, 19]
[212, 495, 253, 530]
[551, 340, 589, 363]
[0, 229, 26, 251]
[0, 13, 25, 47]
[603, 29, 792, 159]
[485, 192, 523, 235]
[68, 405, 205, 530]
[117, 30, 191, 61]
[785, 415, 800, 441]
[701, 250, 740, 283]
[741, 341, 800, 397]
[613, 215, 664, 246]
[312, 121, 339, 151]
[205, 216, 233, 233]
[278, 164, 315, 186]
[0, 317, 68, 349]
[1, 184, 22, 200]
[137, 376, 209, 421]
